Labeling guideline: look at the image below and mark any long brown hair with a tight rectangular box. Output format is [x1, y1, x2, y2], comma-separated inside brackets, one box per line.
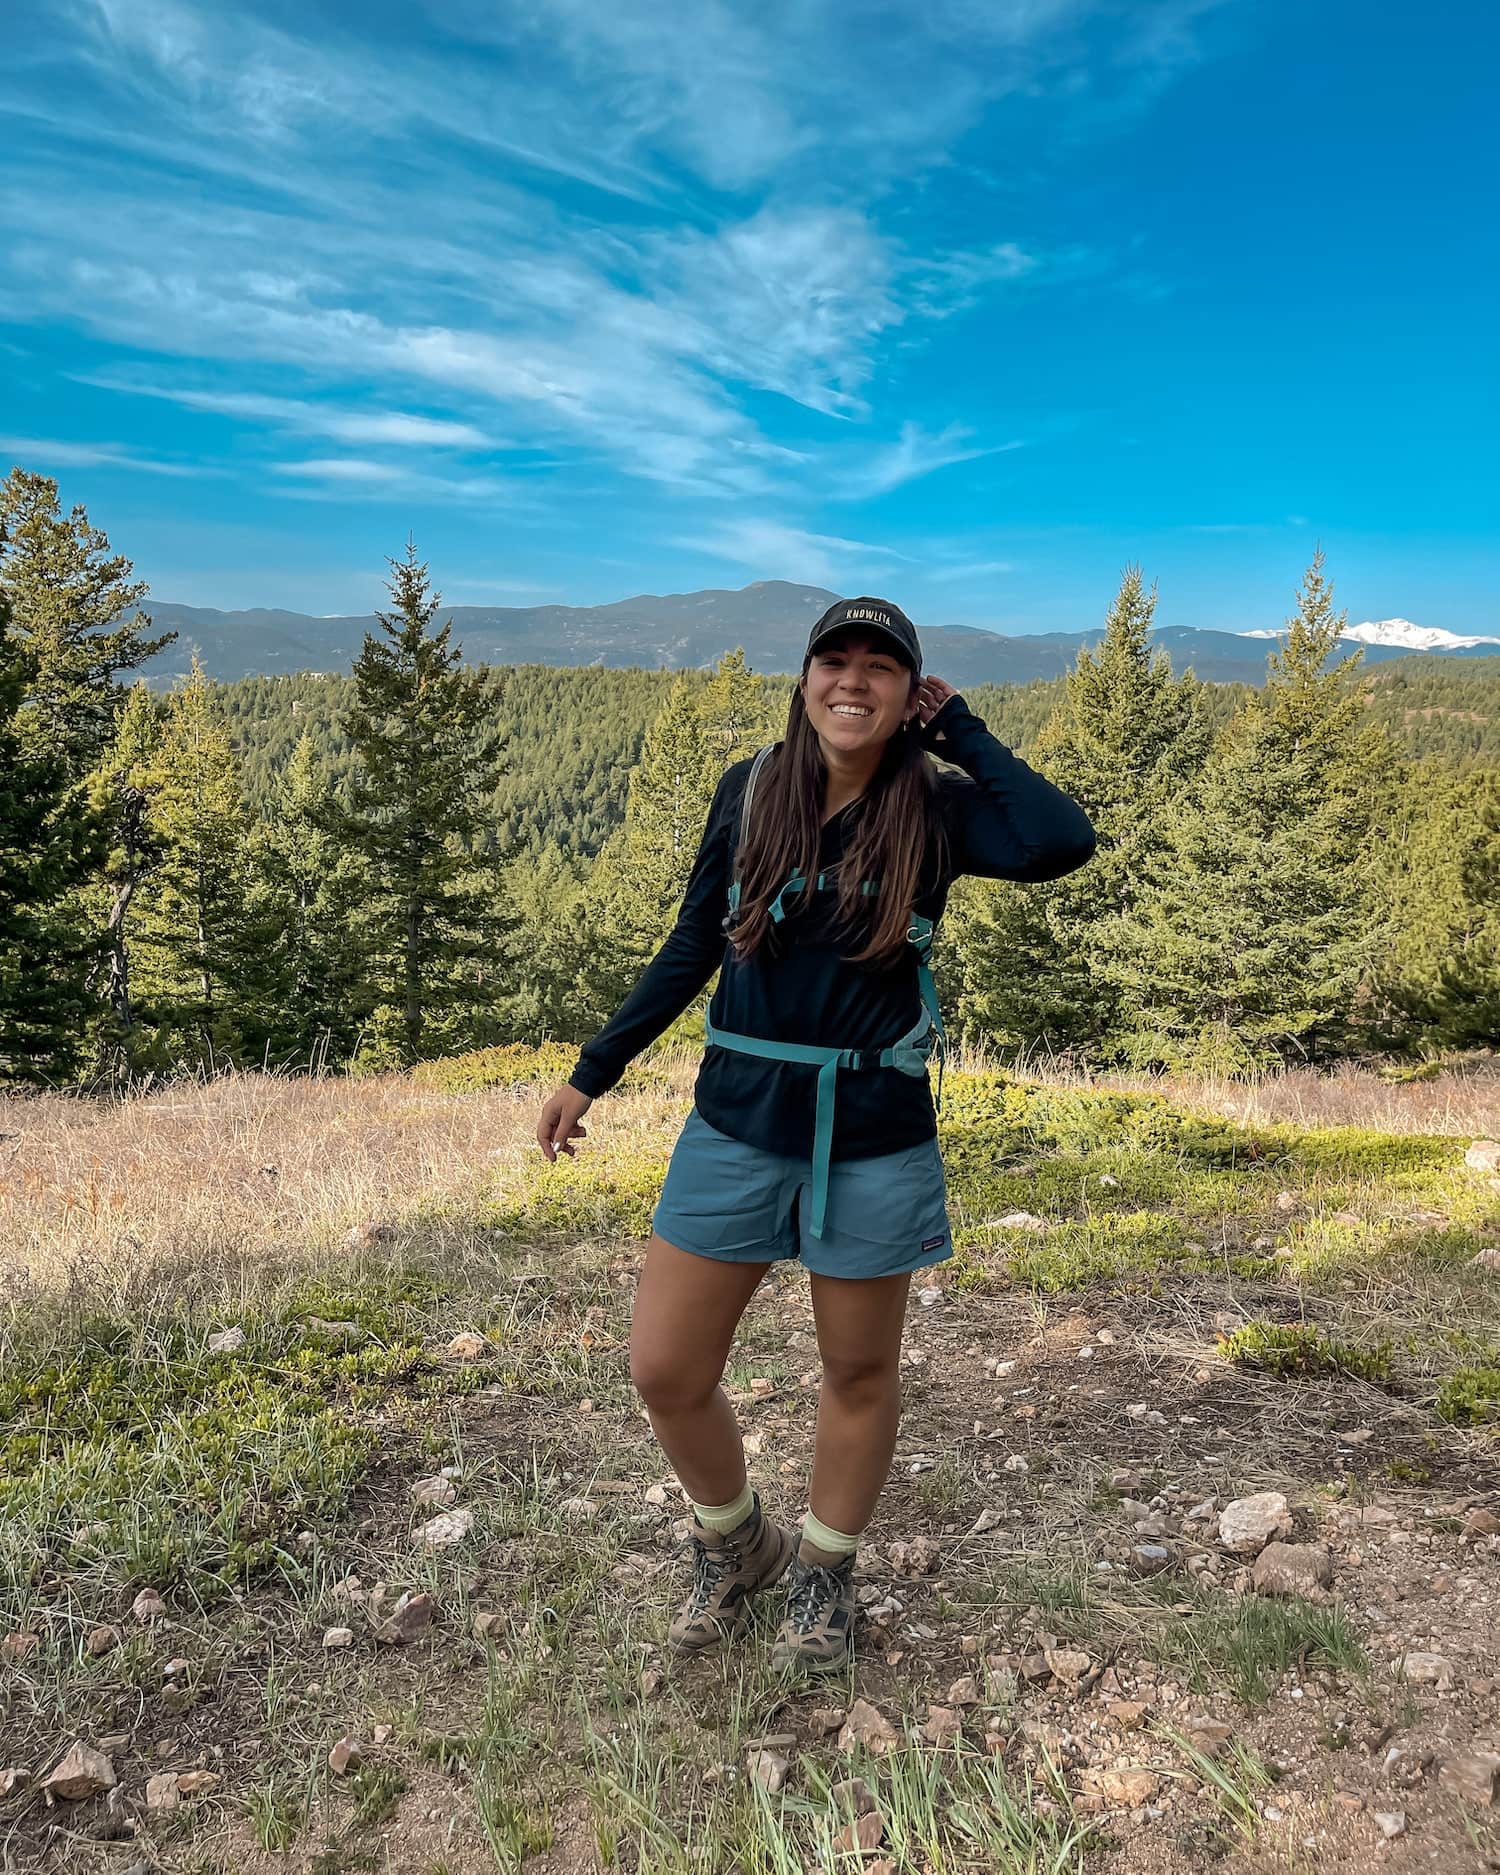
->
[730, 676, 947, 969]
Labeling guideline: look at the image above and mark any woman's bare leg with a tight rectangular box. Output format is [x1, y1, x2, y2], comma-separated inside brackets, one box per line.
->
[629, 1235, 772, 1505]
[805, 1270, 912, 1536]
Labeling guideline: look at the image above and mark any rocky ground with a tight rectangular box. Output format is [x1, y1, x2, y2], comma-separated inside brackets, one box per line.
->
[6, 1264, 1500, 1875]
[3, 1070, 1499, 1874]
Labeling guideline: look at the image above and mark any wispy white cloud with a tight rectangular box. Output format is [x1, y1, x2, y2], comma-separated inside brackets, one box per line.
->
[675, 517, 911, 587]
[5, 0, 1224, 511]
[80, 379, 494, 448]
[0, 435, 204, 477]
[272, 458, 399, 483]
[929, 558, 1016, 582]
[835, 423, 1024, 499]
[444, 576, 561, 597]
[267, 457, 523, 505]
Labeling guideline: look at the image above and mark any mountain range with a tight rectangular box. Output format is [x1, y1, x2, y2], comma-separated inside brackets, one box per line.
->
[133, 582, 1500, 690]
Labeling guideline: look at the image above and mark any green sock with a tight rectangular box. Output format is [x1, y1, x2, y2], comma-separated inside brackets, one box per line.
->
[800, 1510, 861, 1565]
[692, 1482, 755, 1534]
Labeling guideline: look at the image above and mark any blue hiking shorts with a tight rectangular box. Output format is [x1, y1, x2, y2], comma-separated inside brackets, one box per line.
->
[652, 1107, 953, 1280]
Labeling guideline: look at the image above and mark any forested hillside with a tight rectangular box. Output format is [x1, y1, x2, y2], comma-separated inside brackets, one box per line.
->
[3, 464, 1496, 1088]
[221, 656, 1500, 861]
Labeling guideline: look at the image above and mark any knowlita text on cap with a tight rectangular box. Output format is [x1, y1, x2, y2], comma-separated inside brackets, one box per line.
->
[842, 605, 894, 628]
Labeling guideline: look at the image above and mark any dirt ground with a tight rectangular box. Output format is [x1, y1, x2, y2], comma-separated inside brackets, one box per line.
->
[8, 1251, 1500, 1875]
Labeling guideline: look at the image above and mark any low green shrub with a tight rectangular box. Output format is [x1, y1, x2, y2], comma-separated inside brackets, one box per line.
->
[1436, 1366, 1500, 1425]
[480, 1143, 666, 1242]
[411, 1040, 580, 1093]
[1220, 1320, 1393, 1384]
[937, 1072, 1278, 1169]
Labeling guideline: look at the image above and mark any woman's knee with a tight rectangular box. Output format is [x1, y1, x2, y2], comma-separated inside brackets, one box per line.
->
[819, 1351, 899, 1408]
[629, 1337, 721, 1415]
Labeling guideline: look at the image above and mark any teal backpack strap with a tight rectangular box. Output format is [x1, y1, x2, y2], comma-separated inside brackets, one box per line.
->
[726, 744, 777, 924]
[906, 910, 947, 1114]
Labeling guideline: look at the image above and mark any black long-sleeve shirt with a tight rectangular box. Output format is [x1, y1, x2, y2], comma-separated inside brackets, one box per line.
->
[569, 697, 1096, 1161]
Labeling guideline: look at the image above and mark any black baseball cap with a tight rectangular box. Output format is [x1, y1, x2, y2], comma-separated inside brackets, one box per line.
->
[805, 596, 922, 676]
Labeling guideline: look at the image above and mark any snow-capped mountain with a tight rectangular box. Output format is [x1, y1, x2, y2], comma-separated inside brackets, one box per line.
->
[1346, 619, 1500, 650]
[1241, 618, 1500, 649]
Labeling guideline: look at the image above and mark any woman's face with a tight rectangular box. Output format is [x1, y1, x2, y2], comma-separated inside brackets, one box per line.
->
[800, 632, 917, 756]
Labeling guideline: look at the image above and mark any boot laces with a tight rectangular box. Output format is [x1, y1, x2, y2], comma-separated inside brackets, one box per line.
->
[786, 1559, 848, 1635]
[686, 1535, 734, 1614]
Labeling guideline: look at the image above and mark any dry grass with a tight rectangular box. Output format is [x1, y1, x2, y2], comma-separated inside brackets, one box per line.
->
[3, 1050, 1494, 1317]
[972, 1045, 1500, 1138]
[3, 1049, 1499, 1874]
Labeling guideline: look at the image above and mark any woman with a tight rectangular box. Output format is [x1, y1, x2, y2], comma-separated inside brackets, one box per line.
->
[537, 595, 1095, 1674]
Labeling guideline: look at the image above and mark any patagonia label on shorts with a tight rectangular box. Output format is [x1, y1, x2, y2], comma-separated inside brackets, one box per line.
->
[922, 1235, 947, 1252]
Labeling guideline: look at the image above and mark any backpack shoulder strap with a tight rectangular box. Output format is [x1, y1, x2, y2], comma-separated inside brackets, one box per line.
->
[738, 743, 777, 855]
[726, 744, 777, 923]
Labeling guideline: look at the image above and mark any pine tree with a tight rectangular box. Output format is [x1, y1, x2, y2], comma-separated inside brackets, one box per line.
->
[949, 566, 1212, 1056]
[242, 732, 376, 1066]
[339, 543, 510, 1066]
[1384, 768, 1500, 1048]
[1123, 550, 1396, 1068]
[128, 657, 258, 1061]
[0, 468, 175, 781]
[85, 681, 166, 1053]
[0, 570, 100, 1083]
[697, 647, 774, 760]
[584, 650, 770, 1012]
[501, 845, 595, 1043]
[1435, 773, 1500, 1044]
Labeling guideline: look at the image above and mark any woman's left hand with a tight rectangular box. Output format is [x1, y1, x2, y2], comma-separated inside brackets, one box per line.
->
[913, 675, 960, 740]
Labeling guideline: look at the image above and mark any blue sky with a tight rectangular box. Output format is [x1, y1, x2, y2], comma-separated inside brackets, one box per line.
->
[3, 0, 1496, 634]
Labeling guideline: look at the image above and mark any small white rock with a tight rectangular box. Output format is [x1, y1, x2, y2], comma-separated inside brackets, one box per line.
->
[415, 1507, 474, 1549]
[207, 1327, 246, 1354]
[322, 1627, 355, 1651]
[1374, 1811, 1407, 1840]
[1218, 1491, 1293, 1556]
[411, 1475, 458, 1510]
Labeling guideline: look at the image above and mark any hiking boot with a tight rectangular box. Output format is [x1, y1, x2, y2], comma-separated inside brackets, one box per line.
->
[668, 1494, 795, 1654]
[769, 1552, 856, 1674]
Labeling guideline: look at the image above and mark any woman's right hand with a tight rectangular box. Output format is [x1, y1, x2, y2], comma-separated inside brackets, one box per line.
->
[536, 1084, 593, 1162]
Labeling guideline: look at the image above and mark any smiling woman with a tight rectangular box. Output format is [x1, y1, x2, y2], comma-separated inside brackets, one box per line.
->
[535, 593, 1096, 1676]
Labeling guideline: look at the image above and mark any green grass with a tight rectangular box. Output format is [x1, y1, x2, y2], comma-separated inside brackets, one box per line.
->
[585, 1728, 1090, 1875]
[2, 1051, 1494, 1872]
[0, 1272, 517, 1619]
[1158, 1725, 1278, 1842]
[1156, 1594, 1370, 1706]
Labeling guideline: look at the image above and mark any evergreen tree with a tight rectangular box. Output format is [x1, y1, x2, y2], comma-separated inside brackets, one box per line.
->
[1435, 773, 1500, 1045]
[1122, 551, 1396, 1068]
[85, 681, 166, 1055]
[0, 468, 175, 781]
[584, 649, 770, 1012]
[1379, 766, 1500, 1048]
[501, 846, 595, 1044]
[0, 568, 100, 1083]
[949, 566, 1212, 1056]
[339, 543, 510, 1066]
[698, 646, 774, 760]
[129, 656, 258, 1061]
[242, 732, 376, 1067]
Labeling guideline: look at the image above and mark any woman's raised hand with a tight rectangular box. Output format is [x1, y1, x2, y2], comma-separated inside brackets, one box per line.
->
[536, 1084, 593, 1162]
[913, 675, 960, 739]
